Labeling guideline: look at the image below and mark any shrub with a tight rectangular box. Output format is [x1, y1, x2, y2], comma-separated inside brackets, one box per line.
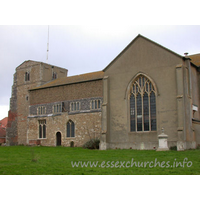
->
[196, 144, 200, 149]
[82, 138, 100, 149]
[170, 146, 177, 151]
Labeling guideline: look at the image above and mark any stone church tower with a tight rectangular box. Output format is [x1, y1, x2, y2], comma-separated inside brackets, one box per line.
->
[6, 60, 68, 145]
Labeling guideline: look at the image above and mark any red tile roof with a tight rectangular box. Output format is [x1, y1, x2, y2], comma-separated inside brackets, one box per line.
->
[0, 117, 8, 128]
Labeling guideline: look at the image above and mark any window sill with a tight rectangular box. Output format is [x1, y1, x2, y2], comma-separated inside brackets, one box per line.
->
[129, 131, 157, 134]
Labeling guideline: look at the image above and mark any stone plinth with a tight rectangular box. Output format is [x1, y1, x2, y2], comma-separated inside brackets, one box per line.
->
[157, 128, 169, 151]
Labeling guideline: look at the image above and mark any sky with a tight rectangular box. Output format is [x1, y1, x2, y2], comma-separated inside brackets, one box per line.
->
[0, 25, 200, 120]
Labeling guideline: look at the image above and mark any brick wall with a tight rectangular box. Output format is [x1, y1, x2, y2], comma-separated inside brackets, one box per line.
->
[29, 80, 103, 105]
[28, 112, 102, 147]
[29, 97, 103, 116]
[27, 79, 103, 147]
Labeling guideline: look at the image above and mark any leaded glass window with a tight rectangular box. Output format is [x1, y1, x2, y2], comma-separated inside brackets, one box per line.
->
[37, 106, 46, 115]
[130, 75, 156, 132]
[39, 120, 46, 138]
[67, 120, 75, 137]
[53, 104, 62, 113]
[70, 102, 80, 112]
[91, 99, 101, 110]
[130, 94, 135, 132]
[150, 92, 156, 131]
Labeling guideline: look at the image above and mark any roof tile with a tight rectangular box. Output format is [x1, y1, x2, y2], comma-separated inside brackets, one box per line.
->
[31, 71, 104, 90]
[189, 53, 200, 66]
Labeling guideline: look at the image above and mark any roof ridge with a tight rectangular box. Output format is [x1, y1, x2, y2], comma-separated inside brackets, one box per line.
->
[67, 70, 104, 77]
[189, 53, 200, 56]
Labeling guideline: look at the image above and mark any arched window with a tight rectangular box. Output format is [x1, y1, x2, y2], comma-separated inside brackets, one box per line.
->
[130, 75, 156, 132]
[39, 120, 46, 138]
[67, 120, 75, 137]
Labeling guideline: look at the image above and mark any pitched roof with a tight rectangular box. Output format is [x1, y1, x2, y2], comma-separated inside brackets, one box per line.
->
[103, 34, 183, 72]
[30, 71, 104, 91]
[189, 53, 200, 67]
[0, 117, 8, 128]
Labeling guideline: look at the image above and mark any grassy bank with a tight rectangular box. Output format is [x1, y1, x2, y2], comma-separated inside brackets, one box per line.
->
[0, 146, 199, 175]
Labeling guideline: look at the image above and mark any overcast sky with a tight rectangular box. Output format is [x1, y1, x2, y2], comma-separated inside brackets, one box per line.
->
[0, 25, 200, 119]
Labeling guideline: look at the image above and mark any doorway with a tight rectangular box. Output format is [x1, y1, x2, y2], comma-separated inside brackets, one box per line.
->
[56, 132, 61, 146]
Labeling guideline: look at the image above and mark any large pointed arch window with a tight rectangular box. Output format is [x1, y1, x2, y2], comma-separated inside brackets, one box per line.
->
[130, 75, 156, 132]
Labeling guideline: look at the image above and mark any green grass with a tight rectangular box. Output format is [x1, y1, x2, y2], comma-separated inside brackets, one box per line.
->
[0, 146, 199, 175]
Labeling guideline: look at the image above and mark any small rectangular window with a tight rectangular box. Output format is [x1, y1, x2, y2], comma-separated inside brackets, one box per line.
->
[91, 99, 101, 110]
[52, 72, 57, 80]
[53, 104, 62, 113]
[92, 101, 95, 109]
[70, 102, 80, 112]
[37, 106, 46, 115]
[98, 100, 101, 109]
[25, 72, 30, 81]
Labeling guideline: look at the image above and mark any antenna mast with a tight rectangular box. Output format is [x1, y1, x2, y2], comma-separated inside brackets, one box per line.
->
[46, 25, 49, 63]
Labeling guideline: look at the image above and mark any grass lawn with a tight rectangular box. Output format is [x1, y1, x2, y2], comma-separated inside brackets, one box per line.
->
[0, 146, 199, 175]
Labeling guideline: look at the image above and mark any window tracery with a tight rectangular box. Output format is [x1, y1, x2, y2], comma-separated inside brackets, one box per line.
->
[130, 75, 156, 132]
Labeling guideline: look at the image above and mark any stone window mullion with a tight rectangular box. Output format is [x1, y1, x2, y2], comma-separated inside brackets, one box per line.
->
[130, 75, 156, 132]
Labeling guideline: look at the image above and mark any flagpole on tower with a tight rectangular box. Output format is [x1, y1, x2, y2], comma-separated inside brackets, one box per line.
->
[46, 25, 49, 63]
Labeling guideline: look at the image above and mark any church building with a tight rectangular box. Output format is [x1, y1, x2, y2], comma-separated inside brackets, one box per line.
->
[6, 34, 200, 151]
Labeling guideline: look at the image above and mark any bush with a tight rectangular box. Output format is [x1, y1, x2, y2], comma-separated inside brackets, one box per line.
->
[170, 146, 177, 151]
[82, 138, 100, 149]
